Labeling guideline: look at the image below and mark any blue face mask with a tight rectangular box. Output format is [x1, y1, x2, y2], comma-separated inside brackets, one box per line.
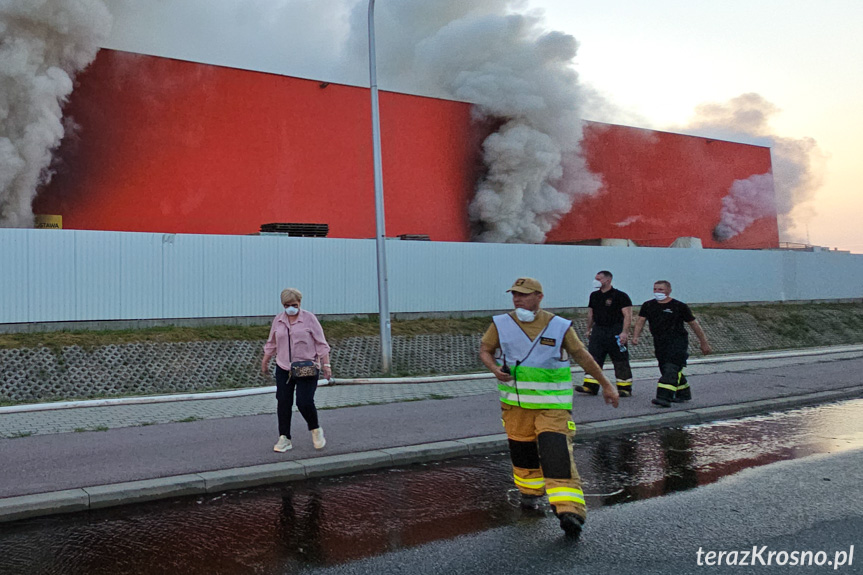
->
[284, 306, 299, 316]
[653, 293, 667, 301]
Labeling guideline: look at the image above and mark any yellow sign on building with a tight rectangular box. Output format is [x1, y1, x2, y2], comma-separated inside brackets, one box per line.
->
[34, 215, 63, 229]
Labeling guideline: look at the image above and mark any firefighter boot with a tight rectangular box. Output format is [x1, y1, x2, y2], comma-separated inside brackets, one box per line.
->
[575, 376, 600, 395]
[652, 362, 681, 407]
[558, 513, 584, 538]
[672, 371, 691, 402]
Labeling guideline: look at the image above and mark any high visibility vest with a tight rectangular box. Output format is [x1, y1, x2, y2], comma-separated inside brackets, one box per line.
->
[493, 313, 573, 410]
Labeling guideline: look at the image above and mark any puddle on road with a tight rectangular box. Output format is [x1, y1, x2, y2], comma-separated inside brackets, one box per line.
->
[2, 398, 863, 575]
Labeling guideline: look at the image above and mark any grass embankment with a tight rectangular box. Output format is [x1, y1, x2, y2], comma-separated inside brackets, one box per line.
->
[1, 302, 862, 350]
[0, 316, 495, 350]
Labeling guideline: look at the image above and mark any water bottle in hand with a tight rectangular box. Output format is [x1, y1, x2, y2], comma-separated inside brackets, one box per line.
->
[615, 335, 627, 353]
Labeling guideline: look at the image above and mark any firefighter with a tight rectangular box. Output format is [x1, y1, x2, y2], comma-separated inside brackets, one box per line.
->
[631, 280, 712, 407]
[576, 270, 635, 397]
[479, 277, 619, 538]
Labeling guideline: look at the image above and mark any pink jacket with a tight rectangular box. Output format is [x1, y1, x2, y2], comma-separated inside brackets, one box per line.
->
[263, 309, 331, 370]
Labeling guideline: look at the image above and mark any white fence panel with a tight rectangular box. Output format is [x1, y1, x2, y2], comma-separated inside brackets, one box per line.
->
[162, 234, 205, 319]
[27, 230, 77, 322]
[119, 232, 163, 320]
[0, 230, 30, 323]
[75, 231, 122, 321]
[0, 228, 860, 325]
[791, 251, 863, 301]
[202, 234, 244, 318]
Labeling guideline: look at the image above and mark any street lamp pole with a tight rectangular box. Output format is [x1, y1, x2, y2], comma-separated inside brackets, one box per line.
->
[368, 0, 393, 373]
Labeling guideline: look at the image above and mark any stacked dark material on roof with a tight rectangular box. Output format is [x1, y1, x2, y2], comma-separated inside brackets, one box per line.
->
[260, 223, 329, 237]
[398, 234, 431, 241]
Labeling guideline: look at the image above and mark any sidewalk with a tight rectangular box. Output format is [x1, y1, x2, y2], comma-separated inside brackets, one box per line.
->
[2, 345, 863, 523]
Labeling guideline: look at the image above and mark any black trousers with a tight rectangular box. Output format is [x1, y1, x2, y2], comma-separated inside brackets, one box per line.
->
[275, 365, 320, 437]
[654, 337, 690, 401]
[586, 324, 632, 389]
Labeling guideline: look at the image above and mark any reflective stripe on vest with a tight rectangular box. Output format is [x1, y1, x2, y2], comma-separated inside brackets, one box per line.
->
[493, 313, 573, 410]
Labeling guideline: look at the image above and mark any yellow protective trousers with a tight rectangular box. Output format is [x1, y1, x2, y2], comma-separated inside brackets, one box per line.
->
[501, 403, 586, 519]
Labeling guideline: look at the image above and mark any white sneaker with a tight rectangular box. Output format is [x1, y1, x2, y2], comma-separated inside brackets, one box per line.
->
[311, 427, 326, 449]
[274, 435, 292, 452]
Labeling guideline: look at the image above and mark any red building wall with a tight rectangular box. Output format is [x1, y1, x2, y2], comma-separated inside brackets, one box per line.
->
[37, 49, 779, 249]
[551, 123, 777, 249]
[38, 50, 480, 241]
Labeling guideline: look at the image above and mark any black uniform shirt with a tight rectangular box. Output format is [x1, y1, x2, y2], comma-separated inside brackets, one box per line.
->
[638, 299, 695, 342]
[588, 288, 632, 327]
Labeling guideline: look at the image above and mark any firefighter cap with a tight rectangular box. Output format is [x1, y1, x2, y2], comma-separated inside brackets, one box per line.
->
[507, 277, 543, 294]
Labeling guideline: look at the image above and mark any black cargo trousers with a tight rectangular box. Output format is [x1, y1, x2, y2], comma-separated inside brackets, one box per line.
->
[653, 336, 690, 402]
[580, 324, 633, 394]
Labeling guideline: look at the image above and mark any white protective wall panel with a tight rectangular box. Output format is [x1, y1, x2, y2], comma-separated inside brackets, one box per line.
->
[27, 230, 77, 322]
[119, 232, 163, 320]
[1, 229, 860, 324]
[0, 230, 30, 323]
[202, 234, 243, 318]
[791, 251, 863, 300]
[74, 231, 122, 321]
[239, 235, 285, 318]
[162, 234, 205, 319]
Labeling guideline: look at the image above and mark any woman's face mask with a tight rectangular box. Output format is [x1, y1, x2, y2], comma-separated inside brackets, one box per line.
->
[284, 305, 300, 316]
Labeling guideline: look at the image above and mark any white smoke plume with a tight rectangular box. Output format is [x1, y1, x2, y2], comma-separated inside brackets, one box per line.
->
[682, 93, 826, 242]
[0, 0, 111, 227]
[713, 173, 776, 242]
[343, 0, 600, 243]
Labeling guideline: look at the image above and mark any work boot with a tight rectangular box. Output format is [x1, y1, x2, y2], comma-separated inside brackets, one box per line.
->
[519, 493, 544, 513]
[274, 435, 292, 452]
[558, 513, 584, 538]
[651, 397, 671, 408]
[311, 427, 326, 449]
[617, 387, 632, 397]
[574, 385, 598, 396]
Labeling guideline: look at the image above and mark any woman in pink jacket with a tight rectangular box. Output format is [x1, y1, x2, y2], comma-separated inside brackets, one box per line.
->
[261, 288, 333, 453]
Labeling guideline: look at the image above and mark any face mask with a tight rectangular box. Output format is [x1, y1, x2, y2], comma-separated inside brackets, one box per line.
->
[515, 307, 536, 322]
[284, 306, 299, 316]
[653, 293, 667, 302]
[592, 279, 602, 290]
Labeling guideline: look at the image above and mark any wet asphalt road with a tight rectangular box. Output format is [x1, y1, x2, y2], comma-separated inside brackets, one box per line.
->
[308, 448, 863, 575]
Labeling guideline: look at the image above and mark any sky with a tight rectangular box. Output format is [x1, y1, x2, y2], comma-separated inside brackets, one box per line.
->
[97, 0, 863, 251]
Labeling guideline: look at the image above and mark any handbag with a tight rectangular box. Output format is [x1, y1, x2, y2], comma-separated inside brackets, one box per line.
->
[287, 322, 319, 379]
[290, 360, 319, 379]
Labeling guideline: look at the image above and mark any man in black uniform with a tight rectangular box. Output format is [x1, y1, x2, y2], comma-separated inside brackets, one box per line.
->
[575, 270, 634, 397]
[632, 280, 712, 407]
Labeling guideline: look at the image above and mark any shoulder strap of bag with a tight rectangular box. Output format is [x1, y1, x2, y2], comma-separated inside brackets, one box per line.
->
[287, 321, 293, 363]
[286, 318, 319, 365]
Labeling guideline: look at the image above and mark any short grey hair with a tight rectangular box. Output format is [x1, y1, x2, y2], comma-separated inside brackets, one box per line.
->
[280, 288, 303, 306]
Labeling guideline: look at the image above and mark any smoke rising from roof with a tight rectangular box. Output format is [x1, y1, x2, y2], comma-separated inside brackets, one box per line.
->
[682, 93, 826, 242]
[343, 0, 600, 243]
[713, 173, 776, 242]
[0, 0, 111, 227]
